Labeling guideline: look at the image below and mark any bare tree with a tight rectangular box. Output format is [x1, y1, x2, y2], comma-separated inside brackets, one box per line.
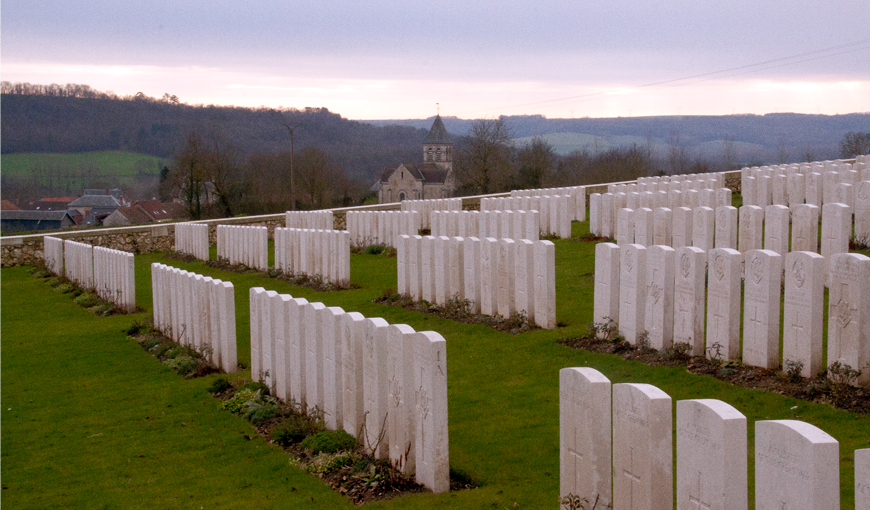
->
[839, 131, 870, 158]
[517, 136, 557, 189]
[295, 147, 344, 209]
[204, 129, 244, 217]
[171, 131, 207, 219]
[456, 117, 514, 194]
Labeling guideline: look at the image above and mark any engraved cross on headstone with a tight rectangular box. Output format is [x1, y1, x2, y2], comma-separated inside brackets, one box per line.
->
[749, 306, 764, 339]
[688, 470, 712, 510]
[624, 447, 642, 510]
[790, 313, 805, 338]
[568, 425, 584, 493]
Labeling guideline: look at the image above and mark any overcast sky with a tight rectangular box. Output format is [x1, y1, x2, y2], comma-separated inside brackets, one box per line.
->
[3, 1, 869, 119]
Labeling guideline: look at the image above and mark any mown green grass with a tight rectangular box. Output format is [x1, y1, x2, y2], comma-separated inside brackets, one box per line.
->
[1, 150, 167, 186]
[4, 219, 869, 509]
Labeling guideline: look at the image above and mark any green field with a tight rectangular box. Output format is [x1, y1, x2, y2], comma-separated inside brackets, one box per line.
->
[1, 150, 168, 187]
[2, 220, 868, 509]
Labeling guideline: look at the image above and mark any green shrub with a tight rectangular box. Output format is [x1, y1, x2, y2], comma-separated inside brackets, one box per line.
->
[164, 355, 197, 376]
[207, 377, 232, 394]
[270, 415, 324, 446]
[364, 244, 384, 255]
[222, 388, 258, 414]
[240, 381, 270, 396]
[73, 293, 101, 308]
[149, 342, 171, 357]
[140, 338, 162, 351]
[240, 394, 281, 425]
[300, 429, 357, 454]
[304, 451, 360, 475]
[124, 319, 152, 336]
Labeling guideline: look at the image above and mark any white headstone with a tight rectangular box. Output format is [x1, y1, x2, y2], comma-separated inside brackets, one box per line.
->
[533, 240, 556, 329]
[463, 237, 481, 313]
[714, 206, 737, 249]
[676, 399, 747, 510]
[613, 383, 673, 510]
[594, 243, 620, 326]
[616, 208, 635, 246]
[497, 239, 516, 318]
[364, 317, 390, 459]
[692, 206, 715, 252]
[738, 205, 764, 253]
[755, 420, 840, 510]
[673, 246, 706, 356]
[857, 449, 870, 510]
[762, 205, 790, 255]
[827, 253, 870, 386]
[322, 306, 345, 430]
[672, 207, 693, 249]
[645, 245, 675, 350]
[743, 250, 783, 369]
[856, 181, 870, 245]
[821, 203, 852, 279]
[560, 367, 612, 507]
[619, 244, 647, 345]
[414, 330, 449, 494]
[387, 324, 417, 474]
[515, 239, 536, 322]
[634, 208, 654, 246]
[783, 251, 825, 378]
[341, 311, 366, 438]
[791, 204, 820, 253]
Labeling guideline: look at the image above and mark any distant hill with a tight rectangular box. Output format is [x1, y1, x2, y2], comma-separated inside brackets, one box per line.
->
[364, 113, 870, 164]
[0, 94, 427, 183]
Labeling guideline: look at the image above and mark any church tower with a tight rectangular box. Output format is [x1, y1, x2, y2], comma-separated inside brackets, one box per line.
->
[423, 115, 453, 171]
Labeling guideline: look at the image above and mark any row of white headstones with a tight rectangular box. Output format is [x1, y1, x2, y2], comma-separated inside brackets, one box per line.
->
[509, 185, 588, 221]
[346, 210, 420, 248]
[150, 263, 238, 373]
[480, 195, 575, 238]
[612, 201, 861, 258]
[401, 197, 462, 229]
[175, 223, 209, 260]
[273, 228, 350, 285]
[396, 235, 556, 329]
[559, 366, 868, 510]
[740, 159, 869, 211]
[216, 225, 269, 270]
[595, 243, 870, 384]
[431, 210, 540, 241]
[285, 210, 334, 230]
[44, 237, 136, 312]
[589, 187, 732, 239]
[248, 287, 449, 494]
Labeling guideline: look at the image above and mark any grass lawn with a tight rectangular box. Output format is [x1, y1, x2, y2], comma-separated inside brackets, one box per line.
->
[3, 218, 869, 509]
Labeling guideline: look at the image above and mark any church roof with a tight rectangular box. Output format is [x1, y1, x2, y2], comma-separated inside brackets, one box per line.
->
[379, 163, 450, 184]
[423, 115, 451, 145]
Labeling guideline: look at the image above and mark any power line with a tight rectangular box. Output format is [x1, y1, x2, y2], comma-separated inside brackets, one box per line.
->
[453, 38, 870, 117]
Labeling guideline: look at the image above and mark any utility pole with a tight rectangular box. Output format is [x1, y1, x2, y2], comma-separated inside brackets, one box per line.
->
[282, 120, 301, 211]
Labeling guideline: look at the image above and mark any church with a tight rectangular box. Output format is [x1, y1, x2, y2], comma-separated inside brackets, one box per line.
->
[375, 115, 456, 203]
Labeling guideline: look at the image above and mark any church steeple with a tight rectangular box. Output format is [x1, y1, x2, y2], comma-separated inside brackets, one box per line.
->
[423, 114, 453, 168]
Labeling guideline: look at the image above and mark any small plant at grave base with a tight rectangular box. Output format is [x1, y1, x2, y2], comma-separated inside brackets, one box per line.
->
[360, 463, 386, 489]
[72, 292, 100, 308]
[586, 317, 619, 341]
[559, 493, 609, 510]
[364, 244, 385, 255]
[382, 245, 397, 258]
[240, 392, 282, 425]
[706, 342, 725, 364]
[222, 388, 259, 414]
[270, 414, 325, 446]
[826, 361, 862, 387]
[300, 429, 357, 455]
[124, 318, 153, 336]
[304, 451, 361, 475]
[164, 355, 197, 377]
[207, 377, 232, 394]
[780, 359, 805, 383]
[635, 330, 651, 352]
[663, 341, 692, 361]
[240, 380, 270, 396]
